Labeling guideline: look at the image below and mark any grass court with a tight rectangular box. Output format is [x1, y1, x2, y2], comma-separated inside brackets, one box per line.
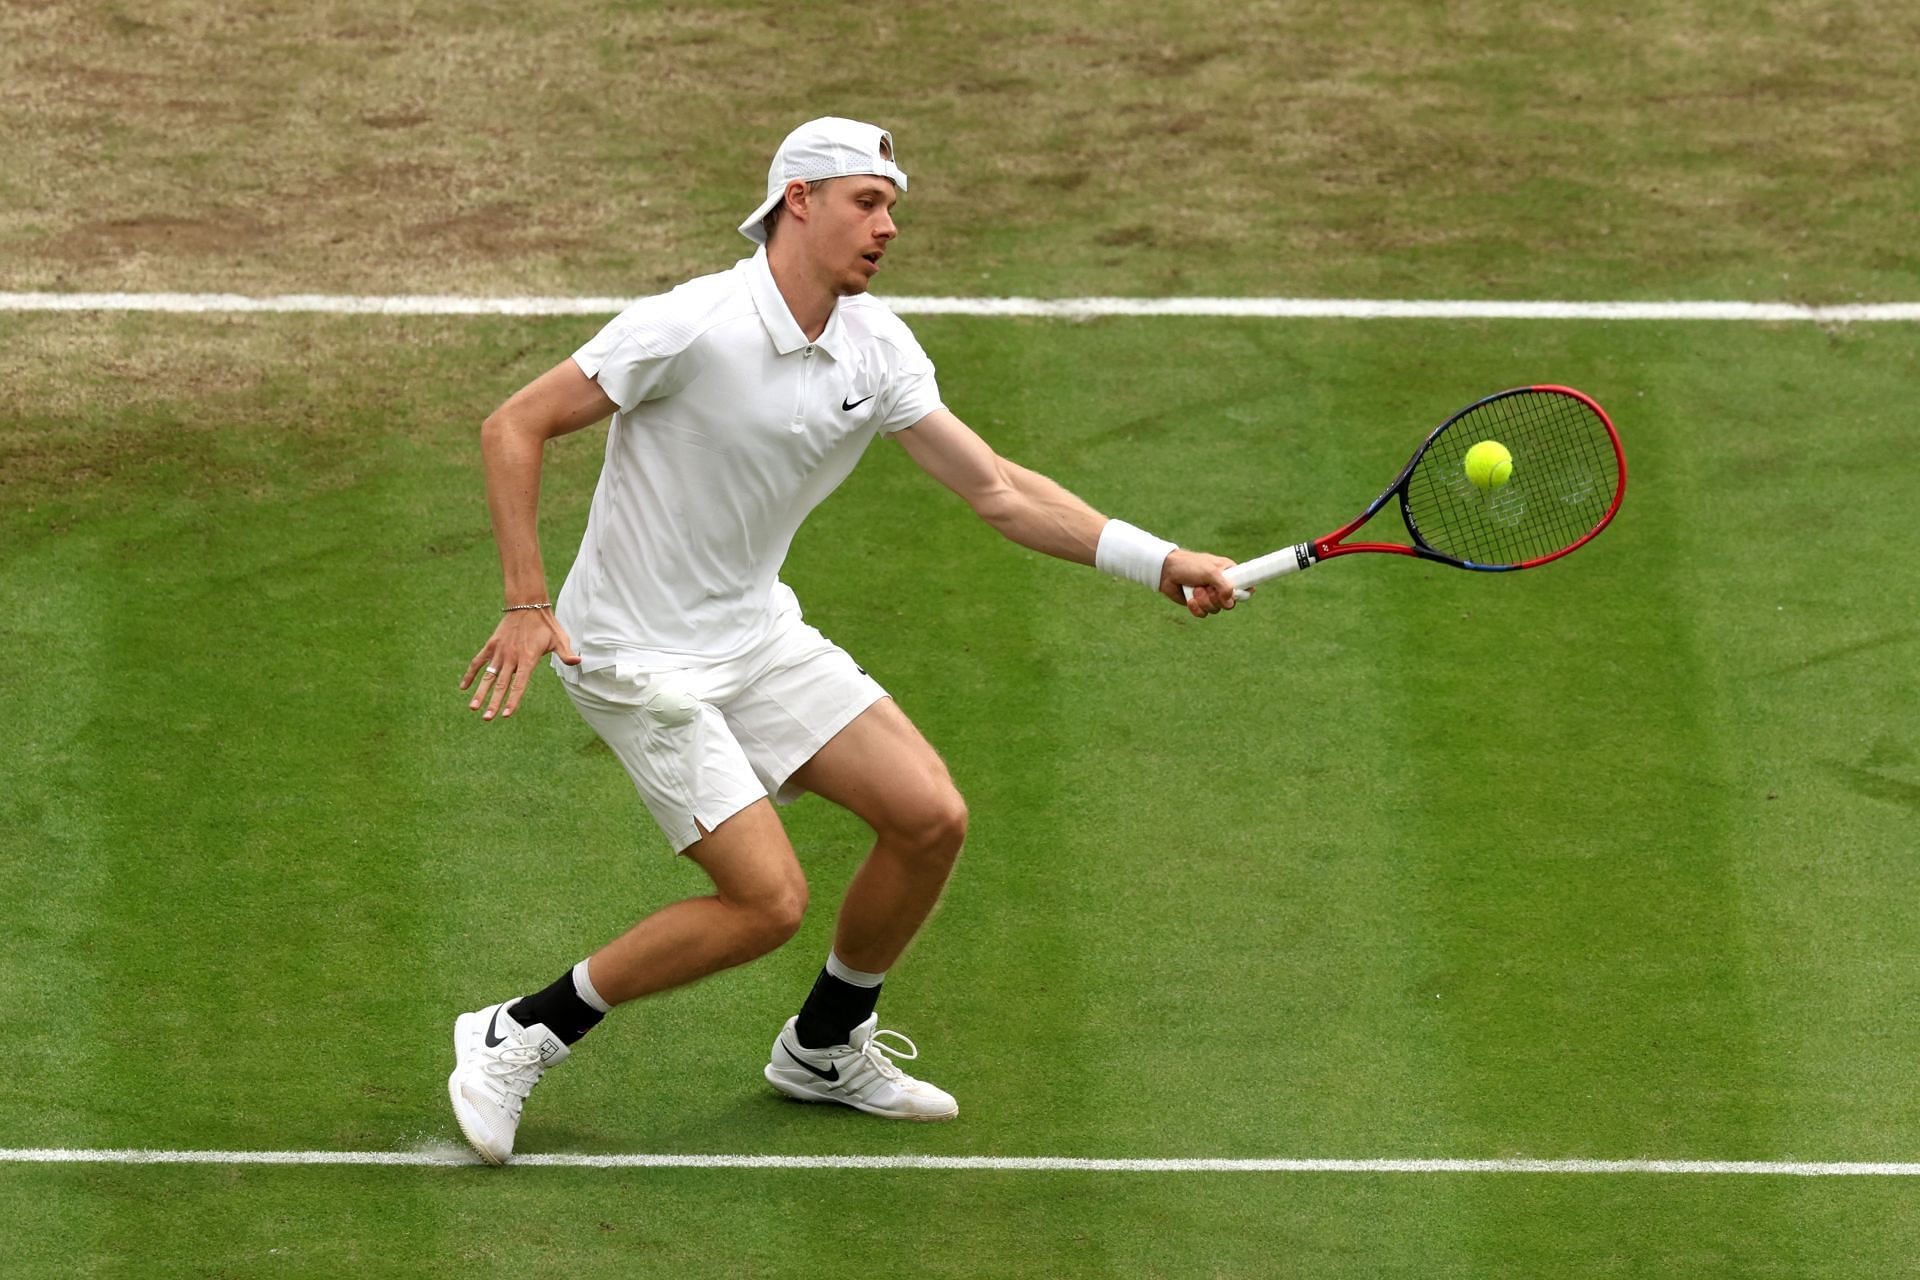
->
[2, 2, 1916, 1275]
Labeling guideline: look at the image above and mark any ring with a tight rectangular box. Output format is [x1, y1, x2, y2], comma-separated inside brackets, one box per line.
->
[483, 666, 499, 676]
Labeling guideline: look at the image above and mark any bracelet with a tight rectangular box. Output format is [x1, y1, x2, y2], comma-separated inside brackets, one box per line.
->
[1095, 519, 1177, 591]
[503, 603, 553, 614]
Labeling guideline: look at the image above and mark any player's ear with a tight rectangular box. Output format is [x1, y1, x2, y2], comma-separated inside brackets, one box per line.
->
[782, 179, 812, 224]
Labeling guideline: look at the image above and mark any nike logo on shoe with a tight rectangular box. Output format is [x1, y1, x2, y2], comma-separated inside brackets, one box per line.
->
[841, 393, 875, 412]
[783, 1040, 840, 1082]
[484, 1007, 508, 1048]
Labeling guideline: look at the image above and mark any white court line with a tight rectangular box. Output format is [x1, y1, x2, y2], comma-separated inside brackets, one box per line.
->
[3, 1149, 1918, 1175]
[1, 292, 1917, 322]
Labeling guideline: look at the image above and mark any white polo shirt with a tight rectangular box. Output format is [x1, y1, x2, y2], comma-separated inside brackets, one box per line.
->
[555, 247, 944, 670]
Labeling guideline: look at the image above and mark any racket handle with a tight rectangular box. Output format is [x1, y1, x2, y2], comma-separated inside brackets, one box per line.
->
[1186, 587, 1253, 602]
[1225, 542, 1317, 589]
[1179, 542, 1315, 604]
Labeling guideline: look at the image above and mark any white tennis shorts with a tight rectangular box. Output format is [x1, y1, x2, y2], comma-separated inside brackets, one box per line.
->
[558, 618, 888, 853]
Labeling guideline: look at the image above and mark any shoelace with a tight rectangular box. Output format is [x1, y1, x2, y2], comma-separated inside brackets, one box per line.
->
[479, 1041, 547, 1101]
[861, 1029, 920, 1082]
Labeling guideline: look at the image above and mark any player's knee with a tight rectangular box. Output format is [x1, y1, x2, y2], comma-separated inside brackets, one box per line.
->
[901, 788, 968, 867]
[722, 877, 808, 955]
[770, 882, 809, 942]
[754, 880, 810, 950]
[936, 791, 969, 856]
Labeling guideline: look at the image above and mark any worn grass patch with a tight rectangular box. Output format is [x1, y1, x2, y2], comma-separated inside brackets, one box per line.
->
[2, 1, 1914, 298]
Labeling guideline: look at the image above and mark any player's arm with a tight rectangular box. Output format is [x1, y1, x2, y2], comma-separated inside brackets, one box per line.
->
[891, 408, 1238, 616]
[463, 358, 618, 720]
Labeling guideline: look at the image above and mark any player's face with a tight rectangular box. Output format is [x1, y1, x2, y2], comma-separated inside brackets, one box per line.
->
[808, 178, 898, 296]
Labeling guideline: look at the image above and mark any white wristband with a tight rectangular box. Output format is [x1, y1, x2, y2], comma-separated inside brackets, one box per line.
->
[1095, 519, 1177, 591]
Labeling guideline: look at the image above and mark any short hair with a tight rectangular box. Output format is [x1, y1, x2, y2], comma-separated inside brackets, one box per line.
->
[761, 178, 834, 242]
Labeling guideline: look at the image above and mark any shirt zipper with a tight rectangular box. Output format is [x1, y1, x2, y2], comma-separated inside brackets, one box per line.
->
[791, 345, 814, 433]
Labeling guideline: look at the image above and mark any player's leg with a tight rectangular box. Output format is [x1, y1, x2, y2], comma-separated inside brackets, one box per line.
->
[450, 802, 807, 1164]
[760, 696, 965, 1120]
[708, 622, 964, 1120]
[790, 696, 967, 975]
[579, 800, 808, 1004]
[450, 667, 806, 1163]
[535, 665, 810, 1007]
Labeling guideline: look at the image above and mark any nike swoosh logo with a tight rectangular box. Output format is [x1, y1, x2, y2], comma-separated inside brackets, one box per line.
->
[783, 1040, 839, 1082]
[484, 1007, 507, 1049]
[841, 393, 875, 412]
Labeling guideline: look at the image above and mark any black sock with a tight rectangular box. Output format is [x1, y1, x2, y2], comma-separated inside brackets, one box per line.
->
[794, 968, 882, 1049]
[509, 969, 606, 1046]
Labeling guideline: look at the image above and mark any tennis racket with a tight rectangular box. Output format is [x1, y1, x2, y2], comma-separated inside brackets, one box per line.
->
[1199, 385, 1625, 598]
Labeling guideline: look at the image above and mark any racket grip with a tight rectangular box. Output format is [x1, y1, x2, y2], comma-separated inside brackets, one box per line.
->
[1181, 586, 1254, 603]
[1224, 542, 1317, 589]
[1180, 542, 1314, 604]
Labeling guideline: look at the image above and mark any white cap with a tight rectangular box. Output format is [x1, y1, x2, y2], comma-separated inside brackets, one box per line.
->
[738, 117, 909, 244]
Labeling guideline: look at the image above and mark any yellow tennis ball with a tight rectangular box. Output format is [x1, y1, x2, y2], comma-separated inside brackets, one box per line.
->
[1464, 440, 1513, 491]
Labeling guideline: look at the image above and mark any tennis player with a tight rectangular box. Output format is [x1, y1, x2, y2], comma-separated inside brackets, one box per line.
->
[448, 117, 1239, 1164]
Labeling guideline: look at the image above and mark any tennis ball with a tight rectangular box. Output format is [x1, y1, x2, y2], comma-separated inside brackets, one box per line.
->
[1464, 440, 1514, 491]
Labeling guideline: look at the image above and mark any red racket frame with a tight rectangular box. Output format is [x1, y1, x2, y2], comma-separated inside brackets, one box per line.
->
[1312, 384, 1625, 572]
[1211, 385, 1626, 597]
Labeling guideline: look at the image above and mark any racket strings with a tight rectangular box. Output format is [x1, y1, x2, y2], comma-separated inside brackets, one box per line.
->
[1404, 390, 1618, 567]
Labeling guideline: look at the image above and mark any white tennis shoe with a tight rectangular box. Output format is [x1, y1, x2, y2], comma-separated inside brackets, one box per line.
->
[764, 1014, 958, 1122]
[448, 1001, 569, 1165]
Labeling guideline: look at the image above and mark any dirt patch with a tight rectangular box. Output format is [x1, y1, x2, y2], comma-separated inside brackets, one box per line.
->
[404, 207, 540, 258]
[1094, 225, 1159, 249]
[51, 212, 277, 261]
[361, 111, 430, 131]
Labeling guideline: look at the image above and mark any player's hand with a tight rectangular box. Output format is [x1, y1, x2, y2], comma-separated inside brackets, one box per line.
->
[461, 608, 581, 721]
[1161, 551, 1241, 617]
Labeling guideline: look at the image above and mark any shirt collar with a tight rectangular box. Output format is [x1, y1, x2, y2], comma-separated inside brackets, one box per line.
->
[745, 246, 849, 361]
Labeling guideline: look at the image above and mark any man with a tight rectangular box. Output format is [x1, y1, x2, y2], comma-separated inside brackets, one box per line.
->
[449, 117, 1239, 1165]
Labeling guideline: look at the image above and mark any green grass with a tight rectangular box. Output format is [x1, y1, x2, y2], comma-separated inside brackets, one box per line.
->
[4, 0, 1917, 1271]
[1, 313, 1915, 1275]
[7, 1165, 1920, 1277]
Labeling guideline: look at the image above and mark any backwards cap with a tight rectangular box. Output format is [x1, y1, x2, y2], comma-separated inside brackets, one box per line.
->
[738, 117, 909, 244]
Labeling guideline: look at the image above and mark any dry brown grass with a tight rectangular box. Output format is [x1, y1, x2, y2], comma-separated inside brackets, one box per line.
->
[0, 1, 1914, 298]
[0, 309, 565, 524]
